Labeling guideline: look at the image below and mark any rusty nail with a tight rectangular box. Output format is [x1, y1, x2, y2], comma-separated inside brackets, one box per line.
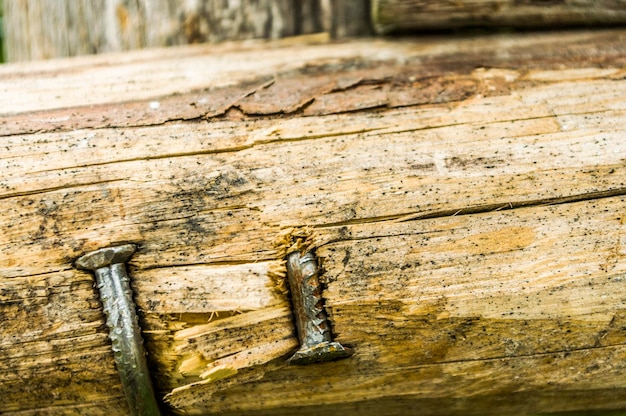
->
[75, 244, 161, 416]
[286, 250, 351, 364]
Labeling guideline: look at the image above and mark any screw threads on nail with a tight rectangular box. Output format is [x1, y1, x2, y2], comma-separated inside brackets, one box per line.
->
[95, 264, 158, 414]
[300, 253, 330, 340]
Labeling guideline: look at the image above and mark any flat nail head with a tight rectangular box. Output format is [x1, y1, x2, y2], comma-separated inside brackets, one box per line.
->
[75, 244, 137, 270]
[288, 341, 351, 365]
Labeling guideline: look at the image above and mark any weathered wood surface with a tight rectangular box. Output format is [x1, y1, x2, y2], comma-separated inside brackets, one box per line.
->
[2, 0, 371, 62]
[2, 29, 626, 415]
[373, 0, 626, 33]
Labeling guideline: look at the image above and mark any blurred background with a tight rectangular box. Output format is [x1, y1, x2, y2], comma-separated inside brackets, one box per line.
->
[2, 0, 626, 64]
[0, 1, 4, 62]
[0, 0, 371, 63]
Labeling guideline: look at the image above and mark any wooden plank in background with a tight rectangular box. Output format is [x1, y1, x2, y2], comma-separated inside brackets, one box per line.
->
[2, 0, 373, 62]
[373, 0, 626, 33]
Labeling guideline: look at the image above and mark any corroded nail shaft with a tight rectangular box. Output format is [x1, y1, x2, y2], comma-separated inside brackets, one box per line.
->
[286, 250, 350, 364]
[75, 244, 161, 416]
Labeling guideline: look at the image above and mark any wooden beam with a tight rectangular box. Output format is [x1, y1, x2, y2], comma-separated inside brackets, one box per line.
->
[2, 30, 626, 415]
[373, 0, 626, 33]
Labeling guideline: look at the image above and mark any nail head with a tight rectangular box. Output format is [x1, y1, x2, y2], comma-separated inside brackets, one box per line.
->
[75, 244, 137, 271]
[288, 341, 352, 365]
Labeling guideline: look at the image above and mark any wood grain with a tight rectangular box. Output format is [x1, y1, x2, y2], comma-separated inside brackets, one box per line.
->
[2, 30, 626, 415]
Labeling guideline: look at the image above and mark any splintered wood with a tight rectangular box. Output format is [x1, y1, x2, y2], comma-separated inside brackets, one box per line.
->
[2, 30, 626, 415]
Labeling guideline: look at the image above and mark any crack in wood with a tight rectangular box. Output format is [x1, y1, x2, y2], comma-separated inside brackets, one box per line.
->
[313, 187, 626, 229]
[0, 179, 127, 201]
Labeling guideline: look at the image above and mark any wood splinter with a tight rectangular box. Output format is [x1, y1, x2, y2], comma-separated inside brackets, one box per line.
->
[285, 250, 352, 364]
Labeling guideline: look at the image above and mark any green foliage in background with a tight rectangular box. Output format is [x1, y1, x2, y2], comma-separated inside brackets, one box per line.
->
[0, 0, 4, 63]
